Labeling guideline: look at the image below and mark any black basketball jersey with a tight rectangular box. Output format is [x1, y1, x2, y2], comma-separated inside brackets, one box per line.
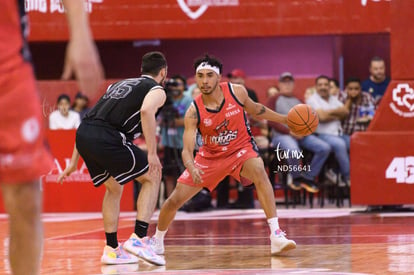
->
[85, 76, 164, 140]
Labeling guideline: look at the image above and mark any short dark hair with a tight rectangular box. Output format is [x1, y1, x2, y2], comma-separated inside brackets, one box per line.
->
[329, 78, 339, 88]
[141, 51, 167, 76]
[370, 56, 385, 64]
[194, 54, 223, 74]
[57, 94, 70, 104]
[315, 75, 330, 84]
[345, 77, 361, 86]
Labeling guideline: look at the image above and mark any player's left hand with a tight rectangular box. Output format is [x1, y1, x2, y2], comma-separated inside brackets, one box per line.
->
[147, 153, 162, 182]
[57, 164, 77, 184]
[190, 167, 204, 184]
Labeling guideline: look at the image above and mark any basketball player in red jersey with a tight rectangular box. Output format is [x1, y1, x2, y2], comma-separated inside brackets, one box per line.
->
[0, 1, 103, 275]
[149, 54, 296, 256]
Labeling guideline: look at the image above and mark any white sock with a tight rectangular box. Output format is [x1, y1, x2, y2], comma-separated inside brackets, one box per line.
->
[154, 227, 167, 240]
[267, 217, 280, 234]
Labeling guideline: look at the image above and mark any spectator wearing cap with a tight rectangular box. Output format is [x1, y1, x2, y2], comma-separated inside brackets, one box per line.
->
[72, 91, 90, 119]
[266, 72, 331, 193]
[49, 93, 81, 129]
[227, 69, 258, 102]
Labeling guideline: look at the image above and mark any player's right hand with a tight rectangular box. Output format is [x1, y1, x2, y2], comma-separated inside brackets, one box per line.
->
[190, 167, 204, 184]
[57, 164, 77, 184]
[147, 153, 162, 182]
[289, 130, 304, 140]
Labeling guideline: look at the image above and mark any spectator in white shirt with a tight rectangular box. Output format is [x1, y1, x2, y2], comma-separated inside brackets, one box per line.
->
[49, 94, 81, 130]
[306, 75, 351, 186]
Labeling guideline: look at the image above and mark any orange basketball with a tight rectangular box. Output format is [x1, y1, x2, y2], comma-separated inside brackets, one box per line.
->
[287, 104, 319, 136]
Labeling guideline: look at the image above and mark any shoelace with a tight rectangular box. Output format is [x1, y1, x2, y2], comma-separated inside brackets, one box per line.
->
[149, 237, 159, 247]
[275, 229, 287, 237]
[133, 238, 159, 257]
[131, 238, 146, 247]
[115, 246, 130, 259]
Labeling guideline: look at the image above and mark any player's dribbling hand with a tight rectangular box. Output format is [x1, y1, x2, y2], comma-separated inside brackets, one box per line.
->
[190, 167, 204, 184]
[57, 164, 77, 184]
[147, 153, 162, 182]
[289, 130, 303, 140]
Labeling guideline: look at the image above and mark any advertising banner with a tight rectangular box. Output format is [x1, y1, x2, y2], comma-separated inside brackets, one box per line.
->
[26, 0, 391, 41]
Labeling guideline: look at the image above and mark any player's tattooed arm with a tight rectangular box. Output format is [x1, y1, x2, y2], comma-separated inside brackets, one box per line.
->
[256, 104, 266, 116]
[185, 104, 199, 120]
[233, 84, 286, 123]
[182, 104, 199, 177]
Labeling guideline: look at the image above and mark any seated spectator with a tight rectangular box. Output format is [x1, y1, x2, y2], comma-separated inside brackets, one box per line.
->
[72, 92, 90, 119]
[361, 56, 390, 105]
[267, 72, 330, 193]
[49, 94, 81, 129]
[304, 86, 316, 101]
[306, 75, 351, 186]
[341, 77, 376, 149]
[329, 78, 346, 101]
[227, 68, 258, 102]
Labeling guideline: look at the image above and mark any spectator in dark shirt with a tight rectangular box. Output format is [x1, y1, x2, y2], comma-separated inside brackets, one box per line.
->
[361, 56, 390, 105]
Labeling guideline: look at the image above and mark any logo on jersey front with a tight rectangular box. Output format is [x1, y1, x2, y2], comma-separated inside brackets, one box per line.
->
[236, 149, 247, 158]
[226, 103, 236, 110]
[21, 117, 40, 143]
[203, 118, 212, 126]
[206, 119, 238, 146]
[225, 108, 241, 118]
[389, 83, 414, 117]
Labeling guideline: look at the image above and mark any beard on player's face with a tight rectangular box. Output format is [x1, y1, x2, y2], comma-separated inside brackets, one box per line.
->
[198, 76, 219, 95]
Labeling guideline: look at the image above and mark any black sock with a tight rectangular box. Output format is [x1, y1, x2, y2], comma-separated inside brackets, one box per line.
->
[105, 232, 118, 249]
[135, 220, 149, 238]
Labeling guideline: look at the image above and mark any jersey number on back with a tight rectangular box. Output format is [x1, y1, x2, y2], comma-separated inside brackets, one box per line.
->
[104, 78, 141, 99]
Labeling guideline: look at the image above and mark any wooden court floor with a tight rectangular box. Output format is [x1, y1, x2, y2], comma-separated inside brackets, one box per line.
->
[1, 208, 414, 275]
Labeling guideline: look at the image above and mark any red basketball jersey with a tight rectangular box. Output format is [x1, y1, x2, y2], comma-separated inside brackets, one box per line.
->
[0, 1, 26, 72]
[194, 82, 257, 158]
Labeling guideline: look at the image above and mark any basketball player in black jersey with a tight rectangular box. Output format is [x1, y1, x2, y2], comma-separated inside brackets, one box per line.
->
[59, 51, 167, 266]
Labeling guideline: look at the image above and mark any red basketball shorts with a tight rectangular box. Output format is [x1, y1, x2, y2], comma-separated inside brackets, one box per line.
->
[178, 145, 259, 191]
[0, 62, 53, 184]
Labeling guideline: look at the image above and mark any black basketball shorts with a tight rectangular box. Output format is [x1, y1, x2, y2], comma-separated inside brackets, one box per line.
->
[76, 121, 149, 187]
